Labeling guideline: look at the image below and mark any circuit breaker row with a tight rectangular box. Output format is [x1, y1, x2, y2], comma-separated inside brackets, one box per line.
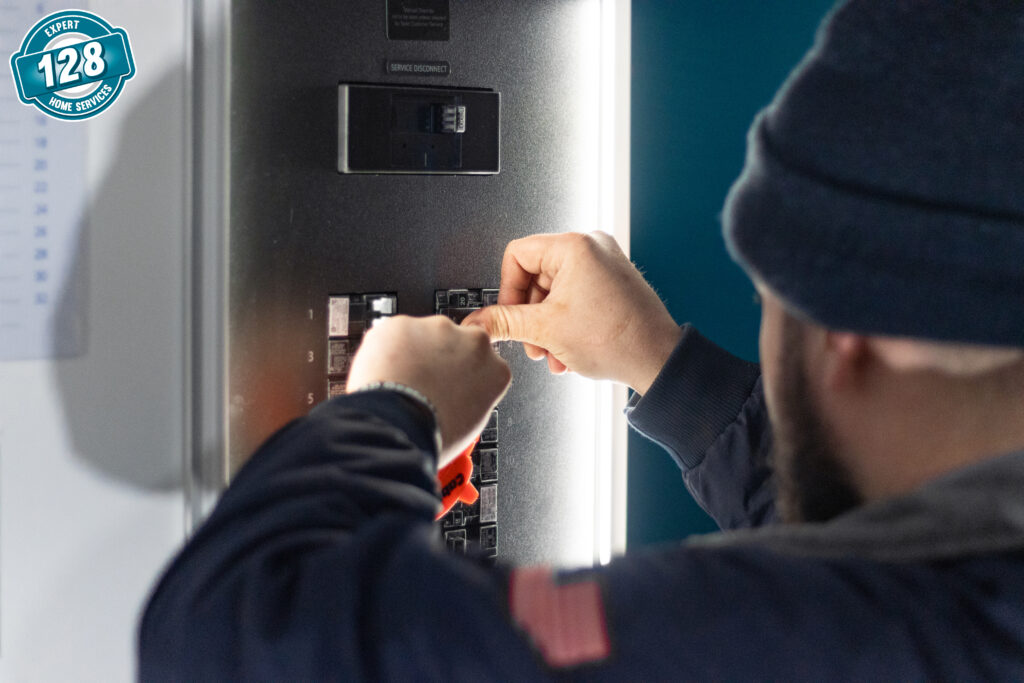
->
[326, 293, 398, 398]
[434, 288, 499, 323]
[439, 409, 499, 559]
[325, 289, 501, 559]
[436, 289, 501, 560]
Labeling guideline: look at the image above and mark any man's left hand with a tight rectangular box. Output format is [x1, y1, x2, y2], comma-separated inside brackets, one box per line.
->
[347, 315, 511, 467]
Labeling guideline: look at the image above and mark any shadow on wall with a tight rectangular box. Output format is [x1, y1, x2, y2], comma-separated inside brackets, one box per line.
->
[52, 65, 187, 491]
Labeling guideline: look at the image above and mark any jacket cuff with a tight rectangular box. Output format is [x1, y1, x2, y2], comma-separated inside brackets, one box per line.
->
[625, 324, 761, 471]
[311, 389, 441, 465]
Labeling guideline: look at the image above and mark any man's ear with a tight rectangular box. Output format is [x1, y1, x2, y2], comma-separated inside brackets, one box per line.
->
[821, 331, 870, 391]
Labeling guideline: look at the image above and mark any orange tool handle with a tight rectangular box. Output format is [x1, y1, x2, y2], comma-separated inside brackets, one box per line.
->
[435, 437, 480, 520]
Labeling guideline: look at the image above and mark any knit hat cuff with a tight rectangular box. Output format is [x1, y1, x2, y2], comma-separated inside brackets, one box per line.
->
[723, 112, 1024, 347]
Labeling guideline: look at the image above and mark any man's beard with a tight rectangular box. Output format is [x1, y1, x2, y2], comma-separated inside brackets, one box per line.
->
[773, 317, 864, 524]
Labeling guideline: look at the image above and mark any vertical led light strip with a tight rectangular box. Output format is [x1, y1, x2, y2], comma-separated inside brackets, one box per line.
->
[569, 0, 601, 567]
[595, 0, 631, 564]
[573, 0, 630, 566]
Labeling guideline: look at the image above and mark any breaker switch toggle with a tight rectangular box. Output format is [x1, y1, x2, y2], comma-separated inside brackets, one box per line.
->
[437, 104, 466, 134]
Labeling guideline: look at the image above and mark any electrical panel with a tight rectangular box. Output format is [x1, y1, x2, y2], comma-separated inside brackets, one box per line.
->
[203, 0, 620, 568]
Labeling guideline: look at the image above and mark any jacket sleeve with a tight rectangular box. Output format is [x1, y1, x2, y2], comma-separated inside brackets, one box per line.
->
[624, 324, 777, 529]
[138, 390, 553, 682]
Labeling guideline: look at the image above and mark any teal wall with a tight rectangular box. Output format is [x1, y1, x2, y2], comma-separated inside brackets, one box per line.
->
[628, 1, 837, 546]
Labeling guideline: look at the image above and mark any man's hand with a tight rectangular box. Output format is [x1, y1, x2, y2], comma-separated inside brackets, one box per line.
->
[347, 315, 511, 466]
[463, 232, 682, 394]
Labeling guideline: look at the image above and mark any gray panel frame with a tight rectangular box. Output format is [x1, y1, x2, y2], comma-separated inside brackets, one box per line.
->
[194, 0, 616, 566]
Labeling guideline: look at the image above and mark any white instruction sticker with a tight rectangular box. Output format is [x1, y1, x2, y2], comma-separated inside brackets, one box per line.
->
[480, 484, 497, 523]
[328, 297, 350, 337]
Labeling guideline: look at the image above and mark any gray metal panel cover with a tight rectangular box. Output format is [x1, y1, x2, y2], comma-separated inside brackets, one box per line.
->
[226, 0, 600, 566]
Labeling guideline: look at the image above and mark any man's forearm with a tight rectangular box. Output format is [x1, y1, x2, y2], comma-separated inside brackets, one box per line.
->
[625, 325, 777, 529]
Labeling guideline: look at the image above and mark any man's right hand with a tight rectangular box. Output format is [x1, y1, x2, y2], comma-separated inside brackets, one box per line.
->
[463, 232, 682, 395]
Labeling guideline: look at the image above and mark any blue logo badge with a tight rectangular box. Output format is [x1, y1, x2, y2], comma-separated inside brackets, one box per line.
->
[9, 9, 136, 121]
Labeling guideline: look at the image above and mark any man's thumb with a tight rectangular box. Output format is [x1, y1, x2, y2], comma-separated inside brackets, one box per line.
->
[462, 304, 543, 344]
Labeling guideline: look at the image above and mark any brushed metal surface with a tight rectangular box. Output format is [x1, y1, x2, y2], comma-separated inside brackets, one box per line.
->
[225, 0, 600, 566]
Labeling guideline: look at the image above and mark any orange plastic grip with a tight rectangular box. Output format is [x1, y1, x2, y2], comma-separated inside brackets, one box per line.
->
[435, 437, 480, 520]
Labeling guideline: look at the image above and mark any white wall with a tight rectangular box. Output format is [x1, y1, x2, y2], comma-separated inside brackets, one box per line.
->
[0, 2, 188, 680]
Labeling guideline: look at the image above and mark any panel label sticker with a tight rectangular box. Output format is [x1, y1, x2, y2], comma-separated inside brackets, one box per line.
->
[328, 296, 350, 337]
[385, 60, 450, 77]
[387, 0, 450, 41]
[480, 484, 497, 524]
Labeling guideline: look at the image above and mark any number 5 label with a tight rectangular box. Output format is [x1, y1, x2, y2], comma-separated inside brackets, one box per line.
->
[10, 10, 136, 121]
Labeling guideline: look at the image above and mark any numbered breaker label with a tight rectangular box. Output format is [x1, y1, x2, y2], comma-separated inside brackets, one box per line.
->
[326, 293, 398, 397]
[435, 288, 501, 560]
[440, 410, 500, 560]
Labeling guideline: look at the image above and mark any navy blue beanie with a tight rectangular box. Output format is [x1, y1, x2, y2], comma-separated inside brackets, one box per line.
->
[723, 0, 1024, 347]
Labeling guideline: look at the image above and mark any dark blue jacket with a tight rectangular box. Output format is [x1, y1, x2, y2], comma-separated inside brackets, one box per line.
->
[139, 326, 1024, 680]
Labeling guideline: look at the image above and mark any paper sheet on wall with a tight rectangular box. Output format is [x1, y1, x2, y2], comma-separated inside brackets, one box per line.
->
[0, 0, 87, 360]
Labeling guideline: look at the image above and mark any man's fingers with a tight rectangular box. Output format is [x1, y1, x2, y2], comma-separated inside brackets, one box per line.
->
[527, 281, 548, 305]
[587, 229, 623, 255]
[462, 303, 545, 345]
[546, 354, 568, 375]
[497, 234, 569, 306]
[462, 305, 547, 360]
[523, 342, 547, 361]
